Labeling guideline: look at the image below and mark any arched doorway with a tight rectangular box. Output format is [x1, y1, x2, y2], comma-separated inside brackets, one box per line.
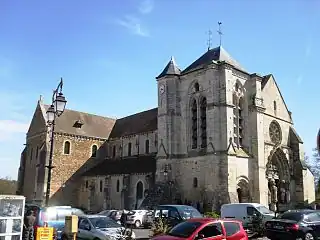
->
[135, 181, 144, 209]
[236, 177, 250, 203]
[266, 148, 290, 208]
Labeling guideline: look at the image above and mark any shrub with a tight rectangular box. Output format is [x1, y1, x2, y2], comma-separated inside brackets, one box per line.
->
[115, 227, 134, 240]
[150, 218, 170, 237]
[204, 212, 220, 218]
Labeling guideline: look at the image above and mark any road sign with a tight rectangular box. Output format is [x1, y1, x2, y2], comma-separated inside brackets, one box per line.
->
[36, 227, 54, 240]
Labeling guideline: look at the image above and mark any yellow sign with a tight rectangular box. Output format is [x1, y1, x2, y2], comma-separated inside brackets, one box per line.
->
[36, 227, 54, 240]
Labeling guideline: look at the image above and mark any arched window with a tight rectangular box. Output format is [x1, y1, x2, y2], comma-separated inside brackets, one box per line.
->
[99, 180, 103, 192]
[233, 95, 244, 147]
[200, 97, 207, 148]
[128, 142, 132, 156]
[273, 100, 277, 115]
[116, 179, 120, 192]
[64, 141, 70, 154]
[238, 98, 244, 146]
[85, 180, 88, 189]
[193, 177, 198, 188]
[145, 140, 150, 154]
[191, 99, 198, 149]
[91, 145, 98, 158]
[112, 145, 116, 158]
[194, 82, 200, 92]
[136, 181, 144, 199]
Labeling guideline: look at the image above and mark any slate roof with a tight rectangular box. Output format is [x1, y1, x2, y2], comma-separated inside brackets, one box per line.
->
[43, 104, 116, 139]
[156, 57, 181, 79]
[109, 108, 158, 138]
[182, 46, 245, 74]
[84, 155, 156, 176]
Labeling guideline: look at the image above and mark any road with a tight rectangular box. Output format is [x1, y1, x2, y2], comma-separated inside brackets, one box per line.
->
[134, 228, 151, 239]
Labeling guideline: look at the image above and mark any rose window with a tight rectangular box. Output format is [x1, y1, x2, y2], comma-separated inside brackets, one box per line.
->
[269, 121, 282, 144]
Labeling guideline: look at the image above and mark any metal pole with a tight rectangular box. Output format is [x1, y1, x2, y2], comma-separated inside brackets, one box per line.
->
[45, 118, 55, 206]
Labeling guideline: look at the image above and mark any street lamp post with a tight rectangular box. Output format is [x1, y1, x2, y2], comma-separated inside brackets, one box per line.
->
[45, 78, 67, 206]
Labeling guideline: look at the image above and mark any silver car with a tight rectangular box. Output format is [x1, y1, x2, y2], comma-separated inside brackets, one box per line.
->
[61, 215, 135, 240]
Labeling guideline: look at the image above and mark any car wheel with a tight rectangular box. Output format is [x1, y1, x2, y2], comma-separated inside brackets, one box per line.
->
[134, 220, 141, 228]
[305, 232, 315, 240]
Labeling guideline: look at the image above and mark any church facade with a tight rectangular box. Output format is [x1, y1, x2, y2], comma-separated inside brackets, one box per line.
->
[17, 46, 315, 212]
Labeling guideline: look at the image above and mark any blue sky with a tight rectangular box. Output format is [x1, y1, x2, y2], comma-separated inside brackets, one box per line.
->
[0, 0, 319, 179]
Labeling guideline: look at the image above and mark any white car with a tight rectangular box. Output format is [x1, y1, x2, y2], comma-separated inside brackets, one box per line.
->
[61, 215, 135, 240]
[125, 210, 150, 228]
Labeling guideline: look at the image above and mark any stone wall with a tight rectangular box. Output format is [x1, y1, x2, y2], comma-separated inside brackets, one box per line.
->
[49, 133, 106, 206]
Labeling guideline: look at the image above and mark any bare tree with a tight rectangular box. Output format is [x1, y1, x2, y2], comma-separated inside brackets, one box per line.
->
[305, 149, 320, 192]
[0, 177, 17, 195]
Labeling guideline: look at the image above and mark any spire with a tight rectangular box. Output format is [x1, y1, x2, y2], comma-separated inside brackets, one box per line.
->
[156, 56, 181, 79]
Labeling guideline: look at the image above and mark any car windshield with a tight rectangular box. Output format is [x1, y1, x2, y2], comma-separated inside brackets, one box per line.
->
[256, 206, 274, 214]
[89, 217, 121, 229]
[277, 212, 304, 222]
[168, 221, 202, 238]
[176, 206, 203, 220]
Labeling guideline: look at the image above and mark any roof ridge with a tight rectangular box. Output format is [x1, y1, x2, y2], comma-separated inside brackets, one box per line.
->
[117, 107, 158, 120]
[43, 103, 116, 120]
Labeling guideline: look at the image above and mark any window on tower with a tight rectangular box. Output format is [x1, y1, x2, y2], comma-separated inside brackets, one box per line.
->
[128, 142, 132, 156]
[273, 100, 277, 116]
[194, 82, 200, 92]
[200, 97, 207, 148]
[145, 140, 150, 154]
[191, 98, 198, 149]
[233, 94, 244, 148]
[112, 145, 116, 158]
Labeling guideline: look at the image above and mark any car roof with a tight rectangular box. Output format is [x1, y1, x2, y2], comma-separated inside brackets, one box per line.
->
[158, 205, 194, 208]
[186, 218, 242, 224]
[84, 214, 109, 218]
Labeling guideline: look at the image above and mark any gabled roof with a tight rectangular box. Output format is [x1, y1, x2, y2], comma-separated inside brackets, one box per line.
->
[109, 108, 158, 138]
[182, 46, 245, 74]
[261, 74, 292, 122]
[156, 57, 181, 79]
[43, 104, 116, 139]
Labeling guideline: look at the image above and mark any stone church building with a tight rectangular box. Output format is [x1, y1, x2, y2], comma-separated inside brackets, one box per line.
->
[17, 46, 315, 212]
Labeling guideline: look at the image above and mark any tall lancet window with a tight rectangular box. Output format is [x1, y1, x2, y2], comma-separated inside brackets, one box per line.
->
[238, 98, 244, 146]
[191, 99, 198, 149]
[200, 97, 207, 148]
[233, 83, 244, 148]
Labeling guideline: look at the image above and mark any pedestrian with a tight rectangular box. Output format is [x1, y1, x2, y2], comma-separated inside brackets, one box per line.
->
[23, 210, 36, 240]
[120, 211, 127, 227]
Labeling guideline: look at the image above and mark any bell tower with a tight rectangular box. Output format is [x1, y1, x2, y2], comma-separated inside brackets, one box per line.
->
[156, 57, 181, 181]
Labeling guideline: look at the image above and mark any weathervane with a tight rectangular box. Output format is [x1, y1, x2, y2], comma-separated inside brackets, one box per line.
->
[217, 21, 223, 46]
[207, 30, 212, 51]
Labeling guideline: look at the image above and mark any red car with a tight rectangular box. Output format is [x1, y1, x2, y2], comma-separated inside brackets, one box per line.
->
[152, 218, 248, 240]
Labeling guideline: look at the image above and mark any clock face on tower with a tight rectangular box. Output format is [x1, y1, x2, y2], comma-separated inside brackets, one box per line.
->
[159, 84, 165, 95]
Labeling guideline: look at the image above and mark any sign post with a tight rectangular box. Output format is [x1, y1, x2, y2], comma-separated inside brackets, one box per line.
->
[36, 227, 54, 240]
[65, 215, 78, 240]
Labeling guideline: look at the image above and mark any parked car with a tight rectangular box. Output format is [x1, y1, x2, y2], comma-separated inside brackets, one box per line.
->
[24, 205, 84, 240]
[125, 210, 150, 228]
[61, 215, 135, 240]
[221, 203, 274, 229]
[265, 209, 320, 240]
[153, 205, 203, 228]
[152, 218, 248, 240]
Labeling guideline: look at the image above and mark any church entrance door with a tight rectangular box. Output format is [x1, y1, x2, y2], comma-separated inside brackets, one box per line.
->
[237, 177, 250, 203]
[266, 148, 290, 211]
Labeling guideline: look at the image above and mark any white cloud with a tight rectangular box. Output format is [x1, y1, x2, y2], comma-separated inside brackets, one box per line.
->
[138, 0, 154, 14]
[116, 15, 149, 37]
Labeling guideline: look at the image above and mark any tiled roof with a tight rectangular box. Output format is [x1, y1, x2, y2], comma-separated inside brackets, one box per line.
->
[109, 108, 158, 138]
[43, 104, 116, 139]
[182, 46, 245, 74]
[156, 57, 181, 79]
[84, 155, 156, 176]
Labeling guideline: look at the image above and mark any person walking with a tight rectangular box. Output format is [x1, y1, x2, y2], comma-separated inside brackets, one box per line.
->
[23, 210, 36, 240]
